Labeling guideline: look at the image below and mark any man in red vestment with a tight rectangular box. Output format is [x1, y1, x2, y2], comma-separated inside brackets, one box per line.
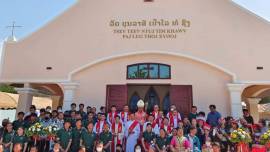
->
[119, 105, 129, 125]
[107, 105, 117, 126]
[135, 99, 146, 133]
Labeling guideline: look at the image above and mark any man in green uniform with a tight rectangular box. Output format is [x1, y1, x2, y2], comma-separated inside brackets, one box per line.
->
[81, 122, 97, 152]
[70, 111, 77, 128]
[12, 112, 25, 131]
[0, 122, 14, 152]
[99, 124, 112, 152]
[11, 127, 28, 152]
[71, 119, 84, 152]
[142, 123, 156, 152]
[23, 113, 38, 129]
[56, 121, 72, 152]
[83, 112, 96, 128]
[78, 104, 87, 119]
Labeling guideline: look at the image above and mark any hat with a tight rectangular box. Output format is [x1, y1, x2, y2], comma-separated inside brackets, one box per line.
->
[203, 123, 211, 130]
[137, 99, 145, 107]
[196, 116, 206, 122]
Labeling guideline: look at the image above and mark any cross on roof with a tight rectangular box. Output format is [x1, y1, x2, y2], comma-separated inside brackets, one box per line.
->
[6, 21, 22, 37]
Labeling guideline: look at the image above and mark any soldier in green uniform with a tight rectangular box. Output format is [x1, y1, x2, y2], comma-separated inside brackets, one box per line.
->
[12, 112, 25, 131]
[56, 121, 72, 152]
[71, 119, 84, 152]
[81, 122, 97, 152]
[142, 123, 156, 152]
[0, 122, 14, 152]
[99, 124, 112, 152]
[11, 127, 28, 152]
[155, 128, 170, 152]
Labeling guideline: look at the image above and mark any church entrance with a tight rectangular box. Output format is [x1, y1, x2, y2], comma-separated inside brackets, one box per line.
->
[128, 84, 169, 113]
[106, 84, 193, 116]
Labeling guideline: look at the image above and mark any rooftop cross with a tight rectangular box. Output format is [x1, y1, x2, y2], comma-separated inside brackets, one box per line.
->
[6, 21, 22, 37]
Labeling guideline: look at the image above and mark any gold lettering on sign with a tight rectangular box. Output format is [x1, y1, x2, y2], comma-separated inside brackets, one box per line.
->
[110, 18, 191, 39]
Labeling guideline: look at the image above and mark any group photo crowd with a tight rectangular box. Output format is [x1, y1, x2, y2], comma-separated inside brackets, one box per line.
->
[0, 99, 270, 152]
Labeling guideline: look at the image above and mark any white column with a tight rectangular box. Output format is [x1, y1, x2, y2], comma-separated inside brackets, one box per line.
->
[15, 87, 38, 114]
[247, 98, 260, 123]
[227, 84, 245, 119]
[60, 82, 79, 111]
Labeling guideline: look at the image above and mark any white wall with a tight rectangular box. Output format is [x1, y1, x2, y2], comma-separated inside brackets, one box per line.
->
[0, 109, 16, 125]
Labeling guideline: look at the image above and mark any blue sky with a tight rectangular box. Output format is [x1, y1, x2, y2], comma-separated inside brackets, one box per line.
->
[0, 0, 269, 42]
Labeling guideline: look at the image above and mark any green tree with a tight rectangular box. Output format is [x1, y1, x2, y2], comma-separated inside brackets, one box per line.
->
[0, 84, 17, 94]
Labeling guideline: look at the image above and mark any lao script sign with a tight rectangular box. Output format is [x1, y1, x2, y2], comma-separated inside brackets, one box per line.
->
[109, 18, 191, 39]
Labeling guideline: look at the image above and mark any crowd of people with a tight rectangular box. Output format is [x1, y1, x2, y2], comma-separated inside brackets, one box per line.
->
[0, 99, 269, 152]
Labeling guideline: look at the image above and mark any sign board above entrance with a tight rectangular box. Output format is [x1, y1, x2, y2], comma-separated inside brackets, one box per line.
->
[109, 18, 191, 39]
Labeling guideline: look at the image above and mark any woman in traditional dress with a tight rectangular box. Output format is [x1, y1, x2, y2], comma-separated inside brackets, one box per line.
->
[141, 123, 156, 152]
[155, 129, 170, 152]
[170, 127, 190, 152]
[201, 124, 213, 152]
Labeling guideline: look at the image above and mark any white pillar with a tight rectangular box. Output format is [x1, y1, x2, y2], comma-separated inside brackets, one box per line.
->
[60, 82, 79, 111]
[15, 87, 38, 114]
[227, 84, 245, 119]
[247, 98, 260, 123]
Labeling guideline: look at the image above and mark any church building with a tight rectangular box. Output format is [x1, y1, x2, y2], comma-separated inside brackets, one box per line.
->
[1, 0, 270, 121]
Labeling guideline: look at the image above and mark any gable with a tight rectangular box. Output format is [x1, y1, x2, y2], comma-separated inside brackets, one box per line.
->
[1, 0, 270, 82]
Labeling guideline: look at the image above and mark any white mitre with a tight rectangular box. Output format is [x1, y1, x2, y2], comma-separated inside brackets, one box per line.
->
[137, 99, 145, 107]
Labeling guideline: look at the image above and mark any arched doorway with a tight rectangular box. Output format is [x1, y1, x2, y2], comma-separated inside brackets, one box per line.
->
[144, 87, 160, 114]
[129, 92, 141, 113]
[242, 85, 270, 122]
[163, 92, 170, 115]
[29, 83, 64, 109]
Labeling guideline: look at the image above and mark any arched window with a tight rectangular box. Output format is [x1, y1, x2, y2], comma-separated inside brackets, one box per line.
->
[127, 63, 171, 79]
